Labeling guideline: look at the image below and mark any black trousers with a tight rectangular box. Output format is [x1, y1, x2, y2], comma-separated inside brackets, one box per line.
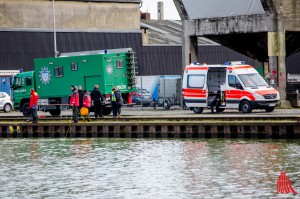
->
[211, 99, 220, 113]
[30, 108, 38, 122]
[94, 101, 103, 118]
[72, 106, 78, 122]
[111, 101, 118, 117]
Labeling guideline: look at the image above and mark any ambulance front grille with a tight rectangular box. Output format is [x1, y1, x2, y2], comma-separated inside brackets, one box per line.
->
[263, 94, 277, 99]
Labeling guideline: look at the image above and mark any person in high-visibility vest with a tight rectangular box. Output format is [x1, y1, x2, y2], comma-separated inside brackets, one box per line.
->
[111, 86, 123, 118]
[111, 87, 117, 118]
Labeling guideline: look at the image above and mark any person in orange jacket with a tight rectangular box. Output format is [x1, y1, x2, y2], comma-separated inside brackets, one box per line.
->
[70, 85, 79, 123]
[28, 88, 39, 123]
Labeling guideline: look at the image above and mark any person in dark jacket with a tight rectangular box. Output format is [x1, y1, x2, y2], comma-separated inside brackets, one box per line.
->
[78, 85, 84, 109]
[78, 85, 84, 118]
[211, 88, 221, 114]
[70, 85, 79, 123]
[111, 86, 123, 118]
[91, 84, 103, 119]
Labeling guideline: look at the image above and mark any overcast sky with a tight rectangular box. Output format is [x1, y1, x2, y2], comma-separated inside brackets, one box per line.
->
[140, 0, 181, 20]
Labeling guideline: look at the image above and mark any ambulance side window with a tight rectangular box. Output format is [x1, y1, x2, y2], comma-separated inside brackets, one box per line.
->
[228, 75, 243, 90]
[187, 75, 205, 88]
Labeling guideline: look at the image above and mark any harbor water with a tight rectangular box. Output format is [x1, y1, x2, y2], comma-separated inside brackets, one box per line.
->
[0, 138, 299, 198]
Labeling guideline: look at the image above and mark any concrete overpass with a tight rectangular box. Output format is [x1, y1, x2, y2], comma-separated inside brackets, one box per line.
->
[174, 0, 300, 104]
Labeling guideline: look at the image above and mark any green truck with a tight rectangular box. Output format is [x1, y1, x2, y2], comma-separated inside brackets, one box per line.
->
[11, 48, 137, 116]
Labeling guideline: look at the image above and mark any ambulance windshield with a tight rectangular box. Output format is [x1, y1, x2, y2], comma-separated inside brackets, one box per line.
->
[238, 73, 268, 88]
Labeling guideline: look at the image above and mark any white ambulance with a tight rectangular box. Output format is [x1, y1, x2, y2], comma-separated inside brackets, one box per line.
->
[182, 61, 280, 113]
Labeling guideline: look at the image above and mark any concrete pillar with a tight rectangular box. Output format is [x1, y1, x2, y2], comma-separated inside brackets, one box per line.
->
[268, 32, 278, 88]
[141, 27, 149, 45]
[277, 14, 291, 107]
[158, 2, 164, 20]
[182, 20, 198, 73]
[277, 17, 287, 100]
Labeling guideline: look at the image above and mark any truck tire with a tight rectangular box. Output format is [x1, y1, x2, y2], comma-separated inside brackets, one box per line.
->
[49, 109, 61, 116]
[193, 107, 203, 114]
[22, 102, 31, 116]
[265, 107, 275, 112]
[240, 101, 252, 113]
[4, 104, 12, 113]
[103, 107, 112, 115]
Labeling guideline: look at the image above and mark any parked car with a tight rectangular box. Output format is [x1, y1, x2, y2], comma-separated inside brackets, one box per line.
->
[131, 93, 142, 105]
[0, 92, 13, 112]
[130, 89, 153, 105]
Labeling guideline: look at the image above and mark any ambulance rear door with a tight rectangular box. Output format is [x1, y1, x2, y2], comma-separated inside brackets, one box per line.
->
[183, 66, 208, 108]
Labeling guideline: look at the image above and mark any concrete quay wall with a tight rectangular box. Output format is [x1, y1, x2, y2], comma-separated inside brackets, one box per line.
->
[0, 121, 299, 139]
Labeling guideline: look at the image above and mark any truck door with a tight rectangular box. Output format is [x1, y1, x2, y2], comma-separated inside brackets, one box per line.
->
[226, 74, 243, 108]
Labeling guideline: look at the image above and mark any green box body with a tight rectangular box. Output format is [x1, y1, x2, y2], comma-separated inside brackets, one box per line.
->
[12, 49, 136, 114]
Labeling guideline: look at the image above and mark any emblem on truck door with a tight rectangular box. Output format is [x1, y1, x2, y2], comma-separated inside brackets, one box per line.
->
[106, 64, 113, 74]
[39, 66, 52, 85]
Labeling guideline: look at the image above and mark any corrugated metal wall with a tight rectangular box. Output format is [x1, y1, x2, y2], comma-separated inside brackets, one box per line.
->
[0, 31, 299, 76]
[0, 31, 142, 72]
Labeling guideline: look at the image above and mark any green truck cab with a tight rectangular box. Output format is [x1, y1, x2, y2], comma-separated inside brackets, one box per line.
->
[11, 48, 137, 116]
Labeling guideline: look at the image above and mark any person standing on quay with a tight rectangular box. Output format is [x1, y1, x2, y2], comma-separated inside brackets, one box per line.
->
[70, 85, 79, 123]
[28, 89, 39, 123]
[91, 84, 103, 119]
[111, 86, 123, 118]
[78, 85, 84, 112]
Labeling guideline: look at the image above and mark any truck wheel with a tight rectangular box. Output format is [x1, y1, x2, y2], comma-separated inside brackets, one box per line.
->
[22, 102, 31, 116]
[240, 101, 252, 113]
[265, 107, 275, 112]
[103, 107, 112, 115]
[193, 107, 203, 114]
[49, 109, 61, 116]
[4, 104, 12, 113]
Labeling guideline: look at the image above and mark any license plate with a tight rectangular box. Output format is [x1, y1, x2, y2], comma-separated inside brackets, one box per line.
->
[269, 104, 275, 107]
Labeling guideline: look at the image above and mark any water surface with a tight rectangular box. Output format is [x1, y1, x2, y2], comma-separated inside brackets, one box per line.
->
[0, 139, 299, 198]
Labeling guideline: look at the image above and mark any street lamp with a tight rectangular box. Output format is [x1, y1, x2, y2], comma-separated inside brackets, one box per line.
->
[52, 0, 59, 57]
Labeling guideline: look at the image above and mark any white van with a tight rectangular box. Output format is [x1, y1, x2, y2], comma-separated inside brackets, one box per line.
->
[182, 61, 280, 113]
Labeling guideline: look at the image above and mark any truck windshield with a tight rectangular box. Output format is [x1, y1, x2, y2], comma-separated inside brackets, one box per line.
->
[238, 73, 268, 87]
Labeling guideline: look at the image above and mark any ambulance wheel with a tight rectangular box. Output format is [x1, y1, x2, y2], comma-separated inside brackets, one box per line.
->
[49, 109, 61, 116]
[265, 107, 275, 112]
[240, 101, 252, 113]
[103, 107, 112, 115]
[193, 107, 203, 114]
[22, 102, 30, 116]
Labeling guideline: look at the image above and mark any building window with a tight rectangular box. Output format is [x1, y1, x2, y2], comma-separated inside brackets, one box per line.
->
[54, 66, 64, 77]
[116, 60, 123, 69]
[71, 62, 78, 71]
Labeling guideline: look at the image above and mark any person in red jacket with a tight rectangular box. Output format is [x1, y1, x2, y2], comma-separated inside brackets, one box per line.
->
[83, 90, 91, 108]
[28, 89, 39, 123]
[82, 90, 92, 122]
[70, 85, 79, 123]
